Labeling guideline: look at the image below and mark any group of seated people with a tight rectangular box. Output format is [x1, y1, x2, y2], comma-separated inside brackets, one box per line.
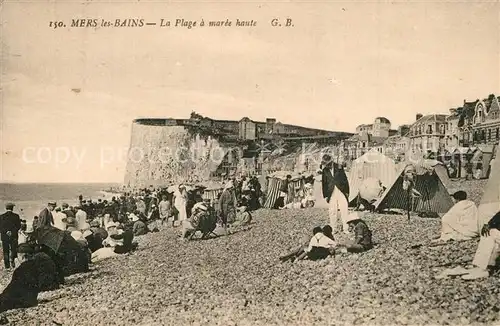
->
[281, 183, 316, 210]
[433, 190, 500, 280]
[279, 187, 499, 281]
[180, 196, 253, 240]
[0, 209, 143, 313]
[279, 212, 373, 263]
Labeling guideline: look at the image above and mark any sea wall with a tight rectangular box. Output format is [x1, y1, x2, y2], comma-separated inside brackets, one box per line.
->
[123, 120, 227, 188]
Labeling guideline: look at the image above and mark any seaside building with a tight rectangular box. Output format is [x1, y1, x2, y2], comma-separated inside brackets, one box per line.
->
[342, 117, 395, 160]
[408, 113, 448, 153]
[444, 95, 500, 150]
[445, 108, 461, 150]
[471, 94, 500, 145]
[384, 125, 411, 160]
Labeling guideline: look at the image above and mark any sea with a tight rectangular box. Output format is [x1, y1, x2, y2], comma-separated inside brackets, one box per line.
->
[0, 183, 121, 223]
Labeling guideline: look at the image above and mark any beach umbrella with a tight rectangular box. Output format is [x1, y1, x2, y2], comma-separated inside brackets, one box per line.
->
[35, 226, 81, 255]
[34, 226, 66, 253]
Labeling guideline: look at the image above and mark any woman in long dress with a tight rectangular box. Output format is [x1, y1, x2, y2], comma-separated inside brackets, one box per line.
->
[174, 185, 188, 224]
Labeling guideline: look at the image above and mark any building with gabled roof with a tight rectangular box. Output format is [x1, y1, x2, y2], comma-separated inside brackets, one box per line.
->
[408, 113, 448, 153]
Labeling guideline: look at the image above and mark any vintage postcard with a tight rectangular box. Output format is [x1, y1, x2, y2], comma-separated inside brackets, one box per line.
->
[0, 1, 499, 325]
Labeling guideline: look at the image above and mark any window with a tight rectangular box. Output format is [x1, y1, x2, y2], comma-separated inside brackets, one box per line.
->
[488, 129, 492, 141]
[497, 128, 499, 140]
[427, 125, 433, 134]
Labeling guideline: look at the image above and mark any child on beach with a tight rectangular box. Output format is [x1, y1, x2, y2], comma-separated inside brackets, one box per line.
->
[279, 225, 336, 263]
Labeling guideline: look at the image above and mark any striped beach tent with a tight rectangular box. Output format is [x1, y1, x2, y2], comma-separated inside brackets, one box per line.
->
[452, 147, 474, 178]
[263, 171, 304, 209]
[400, 158, 452, 190]
[374, 162, 454, 214]
[347, 149, 398, 203]
[470, 144, 496, 179]
[477, 144, 500, 228]
[198, 181, 224, 201]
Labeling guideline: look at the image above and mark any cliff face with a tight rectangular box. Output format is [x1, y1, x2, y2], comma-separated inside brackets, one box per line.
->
[124, 121, 227, 188]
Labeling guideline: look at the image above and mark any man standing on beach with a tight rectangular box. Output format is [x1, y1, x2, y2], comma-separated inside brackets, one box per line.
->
[0, 203, 21, 269]
[159, 194, 171, 228]
[321, 155, 350, 234]
[35, 202, 56, 230]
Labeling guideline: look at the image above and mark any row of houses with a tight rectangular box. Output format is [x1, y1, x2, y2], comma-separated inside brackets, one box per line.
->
[340, 94, 500, 160]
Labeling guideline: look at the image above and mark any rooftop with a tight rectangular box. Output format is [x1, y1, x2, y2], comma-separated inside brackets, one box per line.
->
[375, 117, 391, 124]
[413, 114, 448, 125]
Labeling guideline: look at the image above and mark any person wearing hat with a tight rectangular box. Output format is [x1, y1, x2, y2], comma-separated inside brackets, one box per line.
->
[86, 222, 107, 253]
[174, 185, 188, 226]
[338, 213, 373, 253]
[75, 205, 88, 231]
[102, 222, 121, 247]
[218, 180, 237, 232]
[61, 203, 75, 220]
[0, 242, 61, 313]
[35, 202, 56, 230]
[131, 212, 148, 236]
[17, 219, 29, 245]
[0, 203, 21, 269]
[322, 157, 350, 234]
[53, 207, 67, 231]
[181, 202, 206, 240]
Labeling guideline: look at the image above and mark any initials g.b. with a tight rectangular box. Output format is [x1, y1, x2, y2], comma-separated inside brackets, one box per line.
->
[271, 18, 294, 27]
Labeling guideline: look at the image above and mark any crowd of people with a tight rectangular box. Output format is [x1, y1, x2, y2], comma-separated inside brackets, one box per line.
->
[0, 176, 264, 312]
[0, 156, 498, 314]
[298, 153, 500, 280]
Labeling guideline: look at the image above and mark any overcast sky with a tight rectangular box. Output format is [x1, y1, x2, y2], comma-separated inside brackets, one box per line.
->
[1, 1, 499, 183]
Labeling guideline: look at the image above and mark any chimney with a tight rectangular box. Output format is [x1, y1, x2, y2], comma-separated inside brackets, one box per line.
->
[416, 113, 423, 121]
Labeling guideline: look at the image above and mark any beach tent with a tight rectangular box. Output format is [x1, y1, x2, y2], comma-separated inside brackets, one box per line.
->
[470, 144, 496, 179]
[374, 162, 454, 214]
[452, 147, 473, 178]
[197, 181, 224, 201]
[405, 158, 452, 190]
[263, 171, 307, 209]
[477, 145, 500, 228]
[347, 149, 398, 204]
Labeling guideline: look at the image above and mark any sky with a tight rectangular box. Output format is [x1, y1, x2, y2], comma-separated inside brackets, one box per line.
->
[1, 1, 499, 183]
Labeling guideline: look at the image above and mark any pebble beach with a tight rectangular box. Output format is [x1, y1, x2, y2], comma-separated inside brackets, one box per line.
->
[0, 179, 498, 325]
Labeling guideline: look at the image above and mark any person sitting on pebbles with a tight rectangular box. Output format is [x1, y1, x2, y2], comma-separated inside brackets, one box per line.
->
[181, 199, 220, 240]
[91, 222, 137, 262]
[336, 212, 373, 253]
[83, 228, 104, 253]
[432, 190, 479, 243]
[449, 210, 500, 280]
[0, 243, 60, 312]
[280, 225, 336, 262]
[130, 212, 148, 236]
[229, 205, 253, 229]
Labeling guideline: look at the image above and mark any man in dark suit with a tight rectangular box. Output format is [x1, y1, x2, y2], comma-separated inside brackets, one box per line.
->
[0, 203, 21, 269]
[35, 202, 56, 230]
[321, 155, 350, 234]
[321, 160, 336, 203]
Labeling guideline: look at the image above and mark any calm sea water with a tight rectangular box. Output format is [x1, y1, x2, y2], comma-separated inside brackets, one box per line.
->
[0, 183, 121, 222]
